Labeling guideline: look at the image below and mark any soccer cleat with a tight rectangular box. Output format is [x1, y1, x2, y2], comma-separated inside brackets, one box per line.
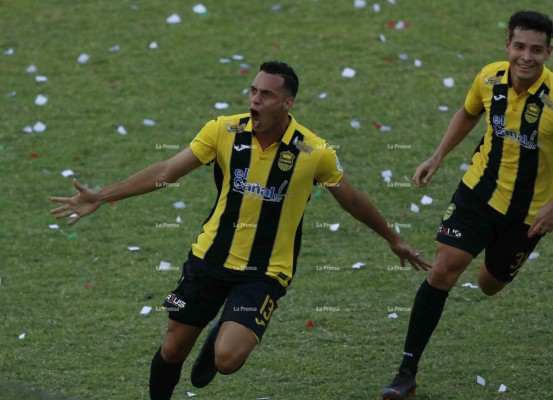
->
[190, 321, 221, 388]
[381, 369, 417, 399]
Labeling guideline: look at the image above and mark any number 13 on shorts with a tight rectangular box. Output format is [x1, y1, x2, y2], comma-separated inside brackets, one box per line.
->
[255, 294, 275, 326]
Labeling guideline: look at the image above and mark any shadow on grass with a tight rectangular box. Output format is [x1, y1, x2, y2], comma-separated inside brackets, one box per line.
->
[0, 377, 84, 400]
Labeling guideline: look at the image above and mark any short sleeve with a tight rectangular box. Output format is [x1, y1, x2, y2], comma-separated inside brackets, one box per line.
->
[314, 145, 344, 185]
[189, 119, 218, 164]
[464, 70, 485, 116]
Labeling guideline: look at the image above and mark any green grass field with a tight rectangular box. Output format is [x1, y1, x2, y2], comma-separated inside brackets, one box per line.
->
[1, 0, 553, 399]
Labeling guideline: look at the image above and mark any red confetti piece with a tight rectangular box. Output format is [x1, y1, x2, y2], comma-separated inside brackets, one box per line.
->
[87, 282, 94, 290]
[375, 123, 382, 129]
[386, 21, 395, 28]
[384, 57, 394, 63]
[30, 152, 39, 158]
[306, 320, 314, 328]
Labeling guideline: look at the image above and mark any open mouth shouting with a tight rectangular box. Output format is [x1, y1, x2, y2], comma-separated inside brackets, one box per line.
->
[250, 108, 261, 129]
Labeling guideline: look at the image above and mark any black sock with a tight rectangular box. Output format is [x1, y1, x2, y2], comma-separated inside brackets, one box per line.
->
[149, 347, 184, 400]
[399, 279, 449, 376]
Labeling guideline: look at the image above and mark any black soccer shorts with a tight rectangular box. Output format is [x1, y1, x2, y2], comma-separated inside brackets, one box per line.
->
[435, 183, 544, 282]
[162, 253, 286, 342]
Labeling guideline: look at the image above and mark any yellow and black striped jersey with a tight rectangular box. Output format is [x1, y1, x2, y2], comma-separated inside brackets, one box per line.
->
[462, 61, 553, 225]
[189, 113, 343, 288]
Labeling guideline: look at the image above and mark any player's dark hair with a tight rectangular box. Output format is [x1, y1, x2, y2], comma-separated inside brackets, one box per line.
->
[259, 61, 299, 98]
[508, 10, 553, 46]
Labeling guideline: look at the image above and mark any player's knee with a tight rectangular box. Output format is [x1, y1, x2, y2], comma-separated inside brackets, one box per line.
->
[214, 352, 245, 375]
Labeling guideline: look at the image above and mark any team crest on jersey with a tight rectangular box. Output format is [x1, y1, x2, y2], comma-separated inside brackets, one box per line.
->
[525, 103, 540, 123]
[278, 151, 295, 171]
[484, 75, 502, 85]
[443, 203, 456, 221]
[539, 90, 553, 109]
[226, 123, 246, 134]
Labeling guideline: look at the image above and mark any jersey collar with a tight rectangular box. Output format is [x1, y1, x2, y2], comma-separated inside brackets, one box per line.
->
[244, 114, 298, 145]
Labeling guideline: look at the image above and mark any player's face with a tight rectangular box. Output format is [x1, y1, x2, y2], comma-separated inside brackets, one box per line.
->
[506, 28, 552, 91]
[249, 71, 294, 135]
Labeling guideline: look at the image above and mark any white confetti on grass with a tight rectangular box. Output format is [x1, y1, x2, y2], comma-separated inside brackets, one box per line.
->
[61, 169, 75, 178]
[173, 201, 186, 209]
[460, 163, 470, 171]
[128, 246, 141, 251]
[350, 119, 361, 129]
[4, 48, 14, 55]
[477, 375, 486, 386]
[410, 203, 420, 213]
[77, 53, 90, 64]
[26, 64, 38, 73]
[19, 333, 26, 339]
[158, 261, 171, 271]
[33, 121, 47, 133]
[35, 76, 48, 83]
[329, 223, 340, 232]
[143, 118, 156, 126]
[35, 94, 48, 106]
[351, 262, 365, 269]
[140, 306, 152, 315]
[149, 42, 159, 50]
[420, 195, 433, 205]
[414, 59, 422, 68]
[354, 0, 366, 9]
[342, 67, 356, 78]
[529, 251, 539, 260]
[388, 313, 398, 319]
[193, 4, 208, 14]
[117, 125, 128, 135]
[462, 283, 478, 289]
[166, 13, 182, 24]
[48, 224, 59, 230]
[498, 384, 507, 393]
[443, 77, 455, 87]
[215, 102, 229, 109]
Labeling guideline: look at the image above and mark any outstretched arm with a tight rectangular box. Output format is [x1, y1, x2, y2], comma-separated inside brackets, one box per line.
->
[327, 174, 432, 271]
[413, 106, 482, 187]
[50, 147, 203, 225]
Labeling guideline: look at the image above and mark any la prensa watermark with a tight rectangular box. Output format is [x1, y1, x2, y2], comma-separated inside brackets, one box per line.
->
[155, 144, 180, 150]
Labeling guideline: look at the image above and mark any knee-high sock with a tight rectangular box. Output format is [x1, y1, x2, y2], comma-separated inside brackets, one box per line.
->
[149, 347, 184, 400]
[399, 279, 449, 375]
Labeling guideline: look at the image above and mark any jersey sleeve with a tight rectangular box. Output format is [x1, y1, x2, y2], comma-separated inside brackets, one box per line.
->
[314, 145, 344, 186]
[189, 119, 219, 164]
[464, 70, 485, 116]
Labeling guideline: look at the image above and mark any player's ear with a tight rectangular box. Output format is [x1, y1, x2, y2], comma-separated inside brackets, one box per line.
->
[283, 96, 294, 111]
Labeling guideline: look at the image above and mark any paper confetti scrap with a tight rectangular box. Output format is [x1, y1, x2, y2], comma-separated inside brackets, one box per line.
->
[77, 53, 90, 64]
[379, 34, 386, 42]
[173, 201, 186, 209]
[166, 14, 182, 24]
[306, 320, 314, 328]
[460, 163, 469, 171]
[381, 169, 392, 183]
[193, 4, 208, 15]
[67, 233, 77, 239]
[61, 169, 75, 178]
[373, 3, 381, 12]
[117, 126, 127, 135]
[215, 102, 229, 109]
[31, 121, 47, 133]
[158, 261, 171, 271]
[350, 119, 361, 129]
[498, 384, 507, 393]
[19, 333, 25, 340]
[26, 64, 38, 73]
[341, 67, 356, 78]
[414, 59, 422, 68]
[176, 216, 182, 223]
[35, 75, 48, 83]
[443, 77, 455, 87]
[232, 54, 244, 61]
[149, 42, 159, 50]
[143, 119, 156, 126]
[351, 262, 365, 269]
[329, 223, 340, 232]
[187, 392, 197, 398]
[318, 92, 327, 100]
[4, 48, 14, 55]
[462, 283, 478, 289]
[376, 123, 392, 132]
[35, 94, 48, 106]
[388, 313, 398, 319]
[49, 224, 59, 230]
[109, 45, 121, 53]
[477, 375, 486, 386]
[128, 246, 141, 251]
[421, 195, 433, 205]
[529, 252, 539, 260]
[398, 53, 409, 61]
[410, 203, 420, 213]
[140, 306, 152, 315]
[354, 0, 366, 9]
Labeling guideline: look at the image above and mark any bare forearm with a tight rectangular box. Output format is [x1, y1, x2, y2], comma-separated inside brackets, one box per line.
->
[433, 107, 482, 161]
[97, 160, 175, 203]
[345, 189, 400, 245]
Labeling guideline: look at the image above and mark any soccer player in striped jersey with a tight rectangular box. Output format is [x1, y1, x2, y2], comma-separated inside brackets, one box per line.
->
[382, 10, 553, 400]
[50, 61, 431, 400]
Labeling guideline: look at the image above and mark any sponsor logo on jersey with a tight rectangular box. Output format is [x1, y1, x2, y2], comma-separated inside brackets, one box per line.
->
[293, 137, 314, 154]
[539, 90, 553, 109]
[485, 75, 503, 85]
[165, 294, 187, 309]
[438, 225, 462, 239]
[226, 123, 247, 134]
[233, 168, 288, 202]
[492, 114, 539, 149]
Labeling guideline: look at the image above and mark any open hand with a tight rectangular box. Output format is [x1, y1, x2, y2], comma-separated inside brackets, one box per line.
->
[50, 179, 103, 225]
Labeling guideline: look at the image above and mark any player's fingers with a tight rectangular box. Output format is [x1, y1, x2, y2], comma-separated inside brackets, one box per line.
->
[50, 196, 72, 204]
[54, 210, 76, 220]
[49, 204, 70, 214]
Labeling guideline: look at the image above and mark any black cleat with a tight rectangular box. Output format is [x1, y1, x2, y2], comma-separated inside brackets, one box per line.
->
[190, 321, 221, 388]
[381, 369, 417, 399]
